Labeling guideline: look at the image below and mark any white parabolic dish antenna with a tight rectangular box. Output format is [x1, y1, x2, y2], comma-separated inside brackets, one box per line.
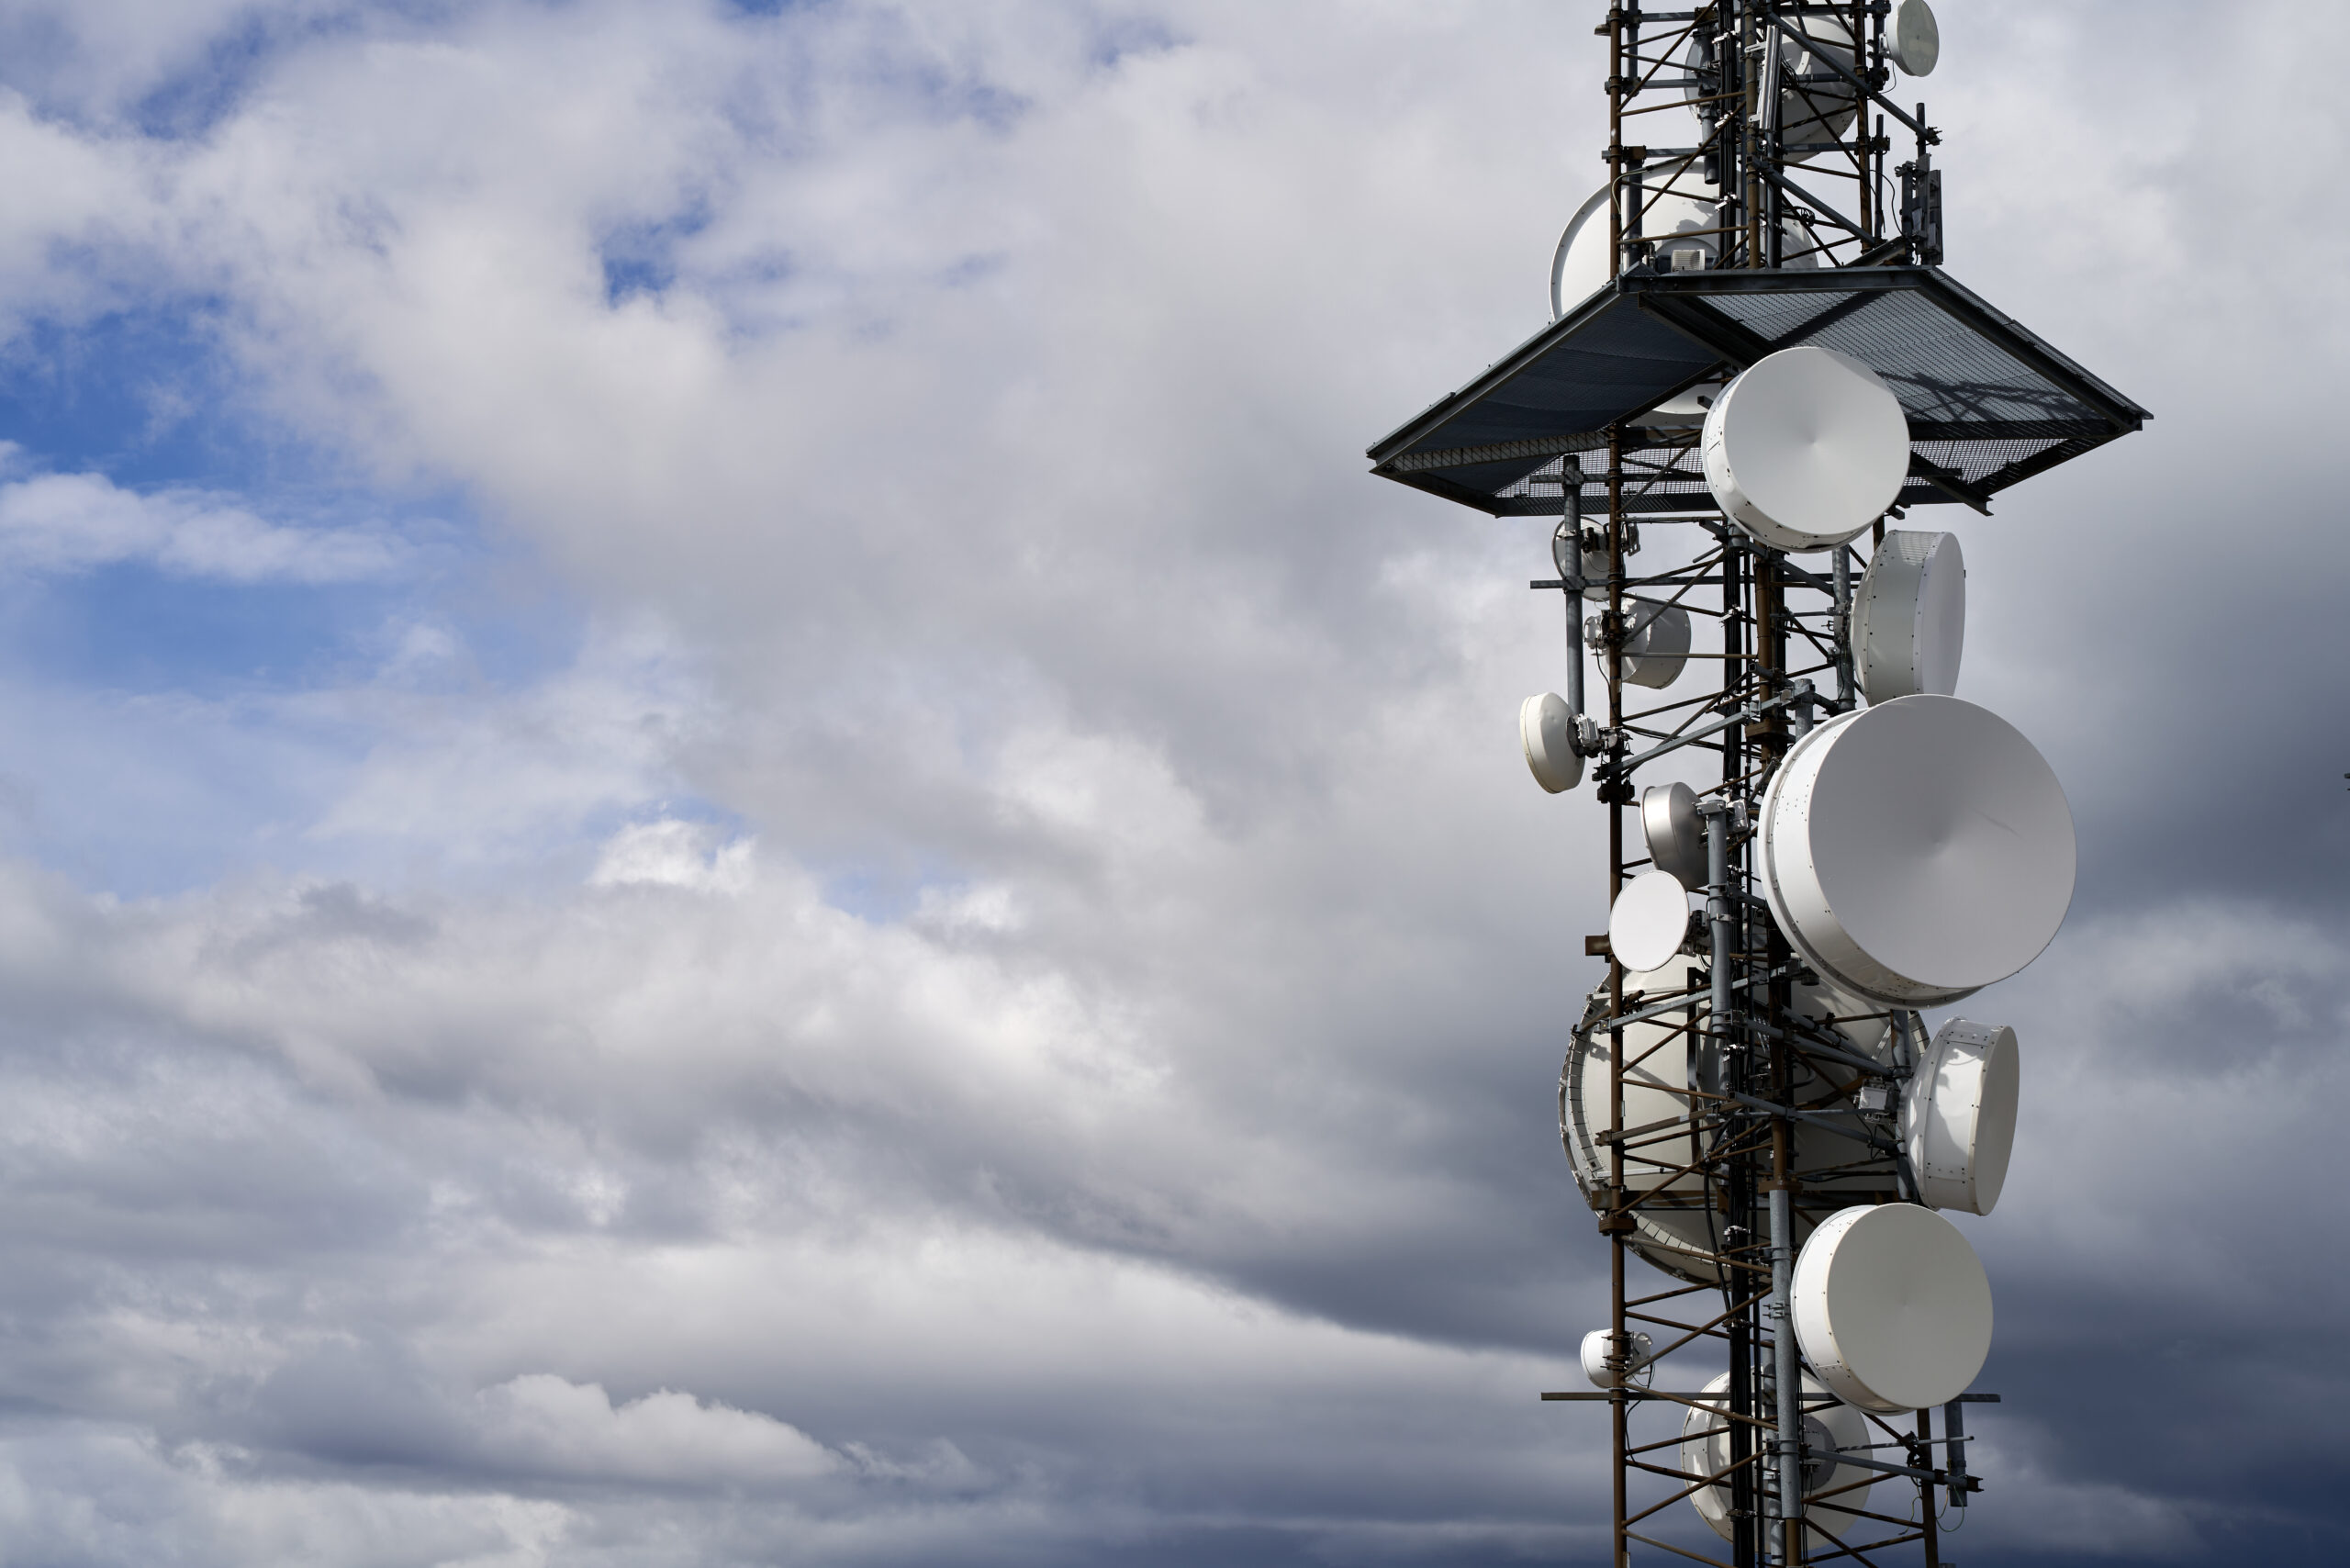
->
[1640, 781, 1707, 889]
[1852, 529, 1964, 702]
[1521, 692, 1583, 793]
[1683, 1372, 1872, 1544]
[1702, 347, 1912, 553]
[1608, 870, 1691, 973]
[1619, 599, 1692, 689]
[1892, 0, 1942, 76]
[1792, 1203, 1993, 1413]
[1903, 1020, 2020, 1215]
[1759, 695, 2076, 1006]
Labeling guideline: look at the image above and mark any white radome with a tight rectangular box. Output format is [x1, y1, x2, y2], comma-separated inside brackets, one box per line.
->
[1683, 1372, 1874, 1545]
[1620, 599, 1692, 689]
[1520, 692, 1583, 793]
[1608, 869, 1694, 974]
[1903, 1020, 2020, 1215]
[1581, 1328, 1655, 1390]
[1702, 346, 1912, 553]
[1759, 694, 2076, 1006]
[1639, 780, 1707, 890]
[1792, 1203, 1993, 1413]
[1892, 0, 1942, 76]
[1852, 529, 1964, 702]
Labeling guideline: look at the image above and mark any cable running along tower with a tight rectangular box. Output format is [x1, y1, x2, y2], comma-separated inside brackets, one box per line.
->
[1365, 6, 2146, 1566]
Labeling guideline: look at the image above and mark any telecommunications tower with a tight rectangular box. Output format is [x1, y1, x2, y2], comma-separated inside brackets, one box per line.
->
[1364, 5, 2145, 1566]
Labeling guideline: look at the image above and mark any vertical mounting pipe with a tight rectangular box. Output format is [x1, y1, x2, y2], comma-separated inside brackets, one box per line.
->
[1918, 1405, 1942, 1568]
[1768, 1182, 1802, 1565]
[1832, 545, 1853, 711]
[1944, 1397, 1970, 1511]
[1703, 801, 1733, 1098]
[1561, 458, 1585, 720]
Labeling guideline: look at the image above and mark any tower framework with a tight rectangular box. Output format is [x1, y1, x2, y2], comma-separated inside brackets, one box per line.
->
[1364, 6, 2146, 1566]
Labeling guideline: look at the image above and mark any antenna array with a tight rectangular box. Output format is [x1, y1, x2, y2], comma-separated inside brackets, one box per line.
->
[1363, 6, 2150, 1566]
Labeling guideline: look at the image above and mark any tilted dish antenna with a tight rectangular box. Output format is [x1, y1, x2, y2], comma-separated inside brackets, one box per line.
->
[1639, 782, 1707, 890]
[1520, 692, 1583, 793]
[1614, 599, 1691, 689]
[1903, 1020, 2020, 1215]
[1852, 529, 1965, 702]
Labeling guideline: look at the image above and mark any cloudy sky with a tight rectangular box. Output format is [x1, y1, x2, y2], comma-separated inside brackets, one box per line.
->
[0, 1, 2338, 1563]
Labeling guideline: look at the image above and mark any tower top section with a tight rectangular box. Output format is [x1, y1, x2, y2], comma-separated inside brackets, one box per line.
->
[1366, 2, 2146, 523]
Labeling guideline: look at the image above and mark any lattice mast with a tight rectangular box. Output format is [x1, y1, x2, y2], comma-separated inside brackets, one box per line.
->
[1363, 5, 2143, 1562]
[1575, 7, 1959, 1568]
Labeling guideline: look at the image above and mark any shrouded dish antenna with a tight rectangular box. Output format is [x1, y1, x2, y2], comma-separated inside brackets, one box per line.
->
[1792, 1203, 1993, 1413]
[1759, 695, 2076, 1006]
[1852, 529, 1965, 702]
[1521, 692, 1583, 793]
[1702, 347, 1912, 553]
[1903, 1020, 2020, 1215]
[1892, 0, 1942, 76]
[1640, 781, 1707, 890]
[1608, 869, 1692, 973]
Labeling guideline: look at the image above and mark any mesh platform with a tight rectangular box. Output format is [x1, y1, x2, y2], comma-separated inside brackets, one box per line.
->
[1365, 266, 2148, 518]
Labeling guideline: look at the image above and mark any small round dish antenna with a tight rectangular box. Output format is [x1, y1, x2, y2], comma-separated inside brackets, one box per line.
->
[1640, 782, 1707, 890]
[1852, 529, 1964, 702]
[1521, 692, 1583, 793]
[1617, 599, 1691, 689]
[1608, 870, 1693, 973]
[1903, 1020, 2020, 1215]
[1758, 695, 2076, 1005]
[1683, 1372, 1872, 1546]
[1791, 1203, 1993, 1413]
[1581, 1328, 1655, 1389]
[1702, 347, 1911, 552]
[1891, 0, 1941, 77]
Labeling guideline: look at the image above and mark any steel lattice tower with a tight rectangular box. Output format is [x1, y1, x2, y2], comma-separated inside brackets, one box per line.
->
[1364, 6, 2149, 1566]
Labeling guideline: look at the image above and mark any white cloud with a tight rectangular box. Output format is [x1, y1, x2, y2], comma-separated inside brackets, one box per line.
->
[0, 466, 397, 581]
[588, 820, 753, 895]
[473, 1375, 838, 1487]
